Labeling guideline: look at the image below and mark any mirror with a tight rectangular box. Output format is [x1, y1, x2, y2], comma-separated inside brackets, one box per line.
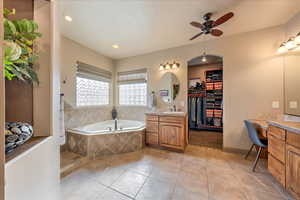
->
[284, 52, 300, 116]
[159, 72, 180, 104]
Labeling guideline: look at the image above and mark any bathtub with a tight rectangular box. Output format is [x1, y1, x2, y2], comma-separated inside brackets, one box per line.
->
[66, 120, 145, 159]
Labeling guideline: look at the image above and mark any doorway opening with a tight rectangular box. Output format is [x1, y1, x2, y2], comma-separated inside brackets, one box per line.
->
[187, 55, 223, 149]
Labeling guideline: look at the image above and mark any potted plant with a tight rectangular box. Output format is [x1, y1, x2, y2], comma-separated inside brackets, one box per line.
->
[3, 8, 42, 83]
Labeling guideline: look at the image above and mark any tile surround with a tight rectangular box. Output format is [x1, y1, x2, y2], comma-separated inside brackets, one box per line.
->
[66, 129, 145, 159]
[64, 104, 112, 129]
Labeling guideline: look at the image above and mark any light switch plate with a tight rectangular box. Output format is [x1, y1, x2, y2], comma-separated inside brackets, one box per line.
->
[272, 101, 280, 109]
[289, 101, 298, 109]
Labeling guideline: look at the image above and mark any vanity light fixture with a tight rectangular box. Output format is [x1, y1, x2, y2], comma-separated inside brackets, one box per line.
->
[278, 32, 300, 53]
[172, 62, 180, 69]
[159, 64, 165, 71]
[165, 63, 171, 70]
[159, 61, 180, 71]
[112, 44, 120, 49]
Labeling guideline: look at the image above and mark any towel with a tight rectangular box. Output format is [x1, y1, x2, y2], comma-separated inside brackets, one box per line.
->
[59, 94, 66, 145]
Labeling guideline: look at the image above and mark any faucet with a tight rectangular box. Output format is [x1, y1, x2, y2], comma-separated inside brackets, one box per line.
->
[173, 105, 177, 112]
[114, 119, 118, 131]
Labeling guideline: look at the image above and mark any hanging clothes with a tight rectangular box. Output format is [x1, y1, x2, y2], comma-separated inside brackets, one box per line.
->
[196, 97, 203, 126]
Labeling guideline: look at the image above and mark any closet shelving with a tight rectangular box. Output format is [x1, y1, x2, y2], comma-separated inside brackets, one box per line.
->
[188, 69, 223, 132]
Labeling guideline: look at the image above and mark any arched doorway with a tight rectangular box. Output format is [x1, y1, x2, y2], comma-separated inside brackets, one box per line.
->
[187, 55, 223, 149]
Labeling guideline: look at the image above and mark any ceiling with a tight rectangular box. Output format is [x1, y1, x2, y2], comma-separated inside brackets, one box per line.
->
[59, 0, 300, 59]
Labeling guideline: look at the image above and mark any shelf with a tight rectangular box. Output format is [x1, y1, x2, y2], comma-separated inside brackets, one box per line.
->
[206, 80, 223, 83]
[6, 136, 48, 163]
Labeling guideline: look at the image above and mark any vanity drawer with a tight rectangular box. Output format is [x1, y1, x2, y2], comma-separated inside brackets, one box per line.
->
[159, 116, 184, 123]
[146, 115, 158, 122]
[146, 121, 159, 133]
[268, 154, 286, 187]
[268, 133, 286, 163]
[268, 125, 286, 141]
[287, 131, 300, 149]
[146, 132, 158, 145]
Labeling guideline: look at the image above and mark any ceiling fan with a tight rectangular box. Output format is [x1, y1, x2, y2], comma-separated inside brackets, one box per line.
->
[189, 12, 234, 40]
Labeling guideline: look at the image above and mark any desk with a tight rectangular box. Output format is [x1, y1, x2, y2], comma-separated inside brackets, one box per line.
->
[248, 119, 268, 139]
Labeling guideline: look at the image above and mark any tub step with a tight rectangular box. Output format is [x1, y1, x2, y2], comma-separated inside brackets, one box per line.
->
[60, 151, 89, 178]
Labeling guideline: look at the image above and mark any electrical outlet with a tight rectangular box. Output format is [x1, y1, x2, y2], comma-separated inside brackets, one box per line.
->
[289, 101, 298, 109]
[272, 101, 280, 109]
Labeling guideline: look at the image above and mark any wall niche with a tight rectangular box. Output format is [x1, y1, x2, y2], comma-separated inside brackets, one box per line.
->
[4, 0, 34, 124]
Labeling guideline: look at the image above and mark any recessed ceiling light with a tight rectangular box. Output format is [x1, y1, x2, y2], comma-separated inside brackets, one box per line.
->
[65, 15, 72, 22]
[112, 44, 119, 49]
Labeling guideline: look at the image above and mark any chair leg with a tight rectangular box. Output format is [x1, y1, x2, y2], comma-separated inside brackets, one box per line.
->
[245, 144, 255, 160]
[252, 146, 262, 172]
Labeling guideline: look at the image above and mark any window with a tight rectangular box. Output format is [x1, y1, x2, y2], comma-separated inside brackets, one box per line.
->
[76, 61, 111, 106]
[118, 69, 147, 106]
[119, 83, 147, 105]
[76, 77, 109, 106]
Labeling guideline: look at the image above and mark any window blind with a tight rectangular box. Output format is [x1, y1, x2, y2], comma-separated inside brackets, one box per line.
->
[76, 61, 112, 82]
[117, 68, 147, 84]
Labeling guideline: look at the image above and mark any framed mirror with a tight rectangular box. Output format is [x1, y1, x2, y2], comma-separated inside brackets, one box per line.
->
[159, 72, 180, 104]
[284, 52, 300, 116]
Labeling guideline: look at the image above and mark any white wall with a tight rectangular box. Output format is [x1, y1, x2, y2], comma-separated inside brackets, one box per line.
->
[116, 25, 286, 150]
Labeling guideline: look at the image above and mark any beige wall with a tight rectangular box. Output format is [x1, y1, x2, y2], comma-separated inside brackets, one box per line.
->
[116, 25, 285, 150]
[283, 12, 300, 116]
[60, 36, 115, 128]
[60, 36, 114, 106]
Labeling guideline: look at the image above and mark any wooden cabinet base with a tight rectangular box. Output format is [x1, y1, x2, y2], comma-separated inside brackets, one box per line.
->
[145, 113, 187, 152]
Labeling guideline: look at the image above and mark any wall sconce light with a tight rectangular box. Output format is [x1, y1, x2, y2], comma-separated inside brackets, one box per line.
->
[278, 32, 300, 54]
[159, 61, 180, 71]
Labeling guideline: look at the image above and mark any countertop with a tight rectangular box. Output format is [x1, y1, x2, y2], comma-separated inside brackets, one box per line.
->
[145, 111, 187, 117]
[267, 120, 300, 135]
[249, 119, 300, 135]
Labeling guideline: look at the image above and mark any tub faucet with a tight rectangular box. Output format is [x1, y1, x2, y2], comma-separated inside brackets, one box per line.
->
[173, 105, 177, 112]
[114, 119, 118, 130]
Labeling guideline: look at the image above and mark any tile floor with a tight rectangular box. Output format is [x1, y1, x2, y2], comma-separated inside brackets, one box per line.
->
[61, 145, 293, 200]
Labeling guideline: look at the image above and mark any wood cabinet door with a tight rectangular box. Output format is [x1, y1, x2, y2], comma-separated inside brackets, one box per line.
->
[286, 144, 300, 200]
[268, 133, 286, 163]
[159, 123, 183, 149]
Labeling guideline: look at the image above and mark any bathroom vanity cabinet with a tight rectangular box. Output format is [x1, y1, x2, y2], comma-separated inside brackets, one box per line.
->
[145, 113, 188, 151]
[267, 123, 300, 200]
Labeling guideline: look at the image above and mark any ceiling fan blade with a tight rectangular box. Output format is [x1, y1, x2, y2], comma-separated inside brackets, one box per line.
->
[213, 12, 234, 27]
[211, 29, 223, 37]
[190, 32, 204, 40]
[190, 21, 204, 29]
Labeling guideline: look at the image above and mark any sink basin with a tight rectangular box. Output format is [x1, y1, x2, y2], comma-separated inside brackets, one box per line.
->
[162, 111, 185, 115]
